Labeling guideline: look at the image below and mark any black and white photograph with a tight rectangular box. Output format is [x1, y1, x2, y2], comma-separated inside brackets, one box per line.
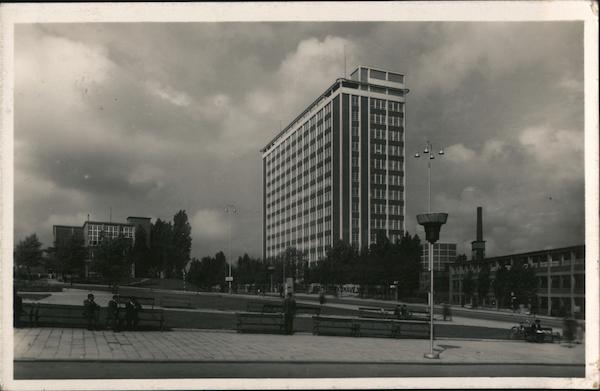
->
[1, 2, 598, 390]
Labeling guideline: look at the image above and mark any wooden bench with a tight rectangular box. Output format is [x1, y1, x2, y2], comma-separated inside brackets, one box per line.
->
[16, 302, 37, 327]
[354, 317, 398, 337]
[394, 319, 430, 339]
[263, 303, 321, 315]
[134, 308, 165, 331]
[21, 303, 165, 331]
[313, 316, 430, 339]
[313, 315, 358, 337]
[160, 294, 192, 309]
[247, 301, 268, 312]
[358, 307, 396, 319]
[117, 296, 155, 309]
[236, 312, 285, 334]
[32, 303, 90, 328]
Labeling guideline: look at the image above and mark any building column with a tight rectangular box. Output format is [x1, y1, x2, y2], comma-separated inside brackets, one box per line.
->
[570, 250, 575, 316]
[546, 253, 552, 316]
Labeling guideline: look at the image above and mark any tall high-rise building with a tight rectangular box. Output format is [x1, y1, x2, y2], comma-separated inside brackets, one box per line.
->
[261, 66, 408, 264]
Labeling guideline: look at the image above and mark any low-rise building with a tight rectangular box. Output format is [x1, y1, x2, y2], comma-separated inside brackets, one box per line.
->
[449, 244, 585, 317]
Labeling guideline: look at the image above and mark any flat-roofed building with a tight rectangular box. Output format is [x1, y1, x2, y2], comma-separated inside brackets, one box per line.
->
[449, 244, 585, 317]
[262, 66, 408, 263]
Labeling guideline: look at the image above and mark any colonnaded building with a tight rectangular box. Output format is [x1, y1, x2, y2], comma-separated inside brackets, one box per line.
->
[262, 67, 408, 263]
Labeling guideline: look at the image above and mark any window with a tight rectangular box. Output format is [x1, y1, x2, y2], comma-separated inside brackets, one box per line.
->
[351, 95, 359, 106]
[388, 72, 404, 83]
[370, 69, 387, 80]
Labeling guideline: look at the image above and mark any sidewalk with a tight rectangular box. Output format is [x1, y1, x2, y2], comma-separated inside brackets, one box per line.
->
[14, 327, 584, 365]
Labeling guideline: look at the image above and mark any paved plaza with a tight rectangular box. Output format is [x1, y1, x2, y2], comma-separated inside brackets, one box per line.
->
[15, 327, 584, 364]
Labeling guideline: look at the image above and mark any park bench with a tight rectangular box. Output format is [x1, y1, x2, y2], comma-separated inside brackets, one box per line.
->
[236, 312, 285, 334]
[160, 294, 192, 309]
[313, 315, 430, 339]
[21, 303, 165, 331]
[393, 319, 430, 339]
[117, 296, 155, 309]
[16, 302, 37, 327]
[32, 303, 90, 328]
[312, 315, 358, 337]
[263, 303, 322, 315]
[133, 308, 165, 331]
[358, 306, 396, 319]
[246, 301, 268, 312]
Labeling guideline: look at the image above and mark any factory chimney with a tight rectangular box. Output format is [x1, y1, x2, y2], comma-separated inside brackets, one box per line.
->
[471, 206, 486, 261]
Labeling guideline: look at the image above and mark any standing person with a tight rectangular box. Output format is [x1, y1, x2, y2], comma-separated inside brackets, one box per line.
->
[13, 287, 23, 328]
[282, 292, 297, 335]
[106, 295, 120, 332]
[319, 290, 326, 306]
[400, 304, 409, 319]
[442, 303, 452, 321]
[125, 297, 142, 330]
[83, 293, 100, 330]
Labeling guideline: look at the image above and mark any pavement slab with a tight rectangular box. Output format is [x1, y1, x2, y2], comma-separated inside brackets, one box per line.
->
[14, 327, 584, 365]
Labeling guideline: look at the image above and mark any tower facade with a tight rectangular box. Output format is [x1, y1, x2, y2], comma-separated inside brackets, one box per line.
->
[262, 66, 407, 263]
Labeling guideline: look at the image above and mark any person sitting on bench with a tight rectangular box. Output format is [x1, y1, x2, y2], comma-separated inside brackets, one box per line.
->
[106, 295, 120, 332]
[83, 293, 100, 330]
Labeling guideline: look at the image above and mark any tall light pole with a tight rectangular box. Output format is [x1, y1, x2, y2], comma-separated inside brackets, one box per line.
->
[225, 204, 237, 294]
[415, 141, 446, 359]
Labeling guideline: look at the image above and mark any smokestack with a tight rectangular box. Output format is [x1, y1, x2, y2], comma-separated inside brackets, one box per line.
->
[477, 206, 483, 242]
[471, 206, 486, 261]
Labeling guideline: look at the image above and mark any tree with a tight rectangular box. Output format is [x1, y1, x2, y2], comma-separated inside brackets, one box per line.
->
[395, 233, 422, 298]
[172, 210, 192, 278]
[462, 270, 476, 306]
[149, 219, 174, 278]
[14, 234, 43, 275]
[94, 234, 132, 289]
[492, 263, 510, 308]
[508, 262, 538, 308]
[477, 264, 491, 306]
[234, 254, 265, 286]
[131, 226, 150, 277]
[186, 251, 228, 291]
[54, 234, 87, 278]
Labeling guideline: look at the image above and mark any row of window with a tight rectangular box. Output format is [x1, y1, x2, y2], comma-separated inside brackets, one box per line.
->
[371, 158, 403, 171]
[371, 128, 403, 141]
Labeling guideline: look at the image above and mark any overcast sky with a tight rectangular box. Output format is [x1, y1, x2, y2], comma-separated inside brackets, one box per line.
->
[14, 21, 584, 261]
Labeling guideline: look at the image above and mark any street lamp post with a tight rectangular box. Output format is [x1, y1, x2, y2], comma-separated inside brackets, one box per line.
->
[225, 204, 237, 294]
[415, 141, 446, 359]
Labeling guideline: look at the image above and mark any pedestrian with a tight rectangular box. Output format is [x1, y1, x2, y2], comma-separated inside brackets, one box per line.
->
[279, 285, 284, 298]
[563, 316, 577, 346]
[13, 286, 23, 328]
[400, 304, 409, 319]
[125, 297, 142, 330]
[319, 291, 326, 306]
[282, 292, 297, 335]
[106, 295, 120, 332]
[442, 303, 451, 321]
[83, 293, 100, 330]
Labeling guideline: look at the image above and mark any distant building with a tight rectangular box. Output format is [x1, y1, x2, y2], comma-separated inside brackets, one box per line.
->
[449, 244, 585, 317]
[421, 242, 457, 272]
[262, 66, 408, 263]
[53, 216, 151, 278]
[419, 242, 457, 302]
[52, 225, 84, 247]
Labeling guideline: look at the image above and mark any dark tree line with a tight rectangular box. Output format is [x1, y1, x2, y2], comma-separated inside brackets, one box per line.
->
[462, 261, 537, 309]
[17, 210, 193, 283]
[304, 232, 423, 298]
[124, 210, 192, 279]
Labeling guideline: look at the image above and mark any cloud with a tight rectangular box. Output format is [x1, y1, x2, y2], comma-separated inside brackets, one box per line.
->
[13, 22, 584, 261]
[145, 80, 192, 107]
[445, 144, 476, 163]
[191, 209, 229, 241]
